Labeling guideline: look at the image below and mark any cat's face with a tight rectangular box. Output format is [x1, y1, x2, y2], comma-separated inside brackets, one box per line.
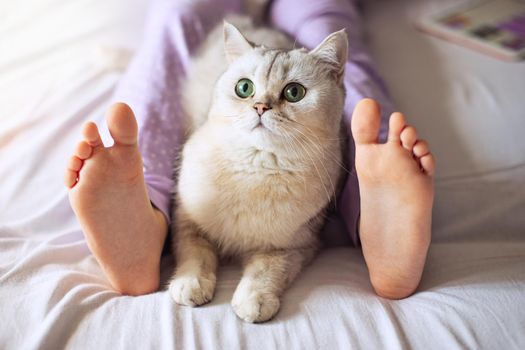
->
[209, 23, 348, 150]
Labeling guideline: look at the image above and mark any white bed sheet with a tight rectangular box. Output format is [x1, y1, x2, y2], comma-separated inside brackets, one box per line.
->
[1, 0, 524, 349]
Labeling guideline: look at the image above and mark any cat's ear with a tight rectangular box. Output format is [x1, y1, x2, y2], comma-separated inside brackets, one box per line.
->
[310, 29, 348, 83]
[223, 21, 254, 63]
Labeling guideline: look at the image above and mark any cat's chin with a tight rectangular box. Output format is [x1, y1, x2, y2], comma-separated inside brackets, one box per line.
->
[249, 125, 272, 139]
[251, 123, 269, 133]
[244, 119, 269, 134]
[242, 125, 284, 148]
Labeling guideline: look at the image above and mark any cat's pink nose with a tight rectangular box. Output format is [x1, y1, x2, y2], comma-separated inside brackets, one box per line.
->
[253, 102, 271, 116]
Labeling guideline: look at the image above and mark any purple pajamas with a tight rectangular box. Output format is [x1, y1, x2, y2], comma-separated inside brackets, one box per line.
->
[112, 0, 393, 245]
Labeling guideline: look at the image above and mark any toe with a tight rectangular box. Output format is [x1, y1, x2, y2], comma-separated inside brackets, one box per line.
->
[420, 153, 436, 176]
[413, 140, 430, 158]
[106, 102, 138, 146]
[75, 141, 92, 160]
[351, 98, 381, 145]
[64, 169, 78, 188]
[68, 156, 83, 172]
[400, 126, 418, 151]
[387, 112, 406, 143]
[82, 122, 103, 148]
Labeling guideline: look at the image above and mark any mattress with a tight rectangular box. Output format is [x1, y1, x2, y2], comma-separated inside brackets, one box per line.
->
[1, 0, 524, 349]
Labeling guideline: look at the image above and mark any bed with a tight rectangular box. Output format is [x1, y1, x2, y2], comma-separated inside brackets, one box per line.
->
[1, 0, 524, 348]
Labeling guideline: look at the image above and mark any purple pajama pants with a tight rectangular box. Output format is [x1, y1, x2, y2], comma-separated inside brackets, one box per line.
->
[112, 0, 394, 245]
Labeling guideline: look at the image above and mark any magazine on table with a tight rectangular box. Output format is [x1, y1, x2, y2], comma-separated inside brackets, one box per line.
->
[417, 0, 525, 62]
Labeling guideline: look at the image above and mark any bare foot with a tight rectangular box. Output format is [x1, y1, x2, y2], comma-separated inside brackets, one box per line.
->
[65, 103, 168, 295]
[351, 99, 435, 299]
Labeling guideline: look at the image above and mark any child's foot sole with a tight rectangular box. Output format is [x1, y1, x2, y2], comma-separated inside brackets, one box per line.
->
[351, 99, 435, 299]
[66, 103, 167, 295]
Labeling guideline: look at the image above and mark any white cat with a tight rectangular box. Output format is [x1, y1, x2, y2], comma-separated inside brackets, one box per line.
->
[169, 17, 348, 323]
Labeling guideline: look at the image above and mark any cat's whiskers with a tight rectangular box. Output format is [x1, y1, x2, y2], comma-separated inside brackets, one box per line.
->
[278, 129, 306, 164]
[280, 129, 309, 194]
[289, 119, 345, 141]
[285, 127, 337, 203]
[232, 116, 256, 131]
[288, 122, 351, 175]
[284, 129, 333, 204]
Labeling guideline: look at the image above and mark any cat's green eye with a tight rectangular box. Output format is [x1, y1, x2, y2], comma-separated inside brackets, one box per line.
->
[283, 83, 306, 103]
[235, 79, 255, 98]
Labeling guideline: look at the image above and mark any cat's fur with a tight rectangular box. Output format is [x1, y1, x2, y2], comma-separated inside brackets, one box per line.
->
[169, 17, 348, 323]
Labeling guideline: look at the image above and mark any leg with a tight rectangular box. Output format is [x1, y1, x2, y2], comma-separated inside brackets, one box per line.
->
[351, 99, 435, 299]
[271, 0, 432, 297]
[169, 214, 218, 306]
[65, 103, 168, 296]
[232, 248, 316, 323]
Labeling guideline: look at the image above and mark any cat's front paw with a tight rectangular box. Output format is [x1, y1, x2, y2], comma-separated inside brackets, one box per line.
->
[169, 274, 215, 307]
[231, 287, 280, 323]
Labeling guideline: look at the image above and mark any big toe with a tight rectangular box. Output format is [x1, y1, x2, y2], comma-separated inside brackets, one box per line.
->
[351, 99, 381, 145]
[106, 102, 138, 146]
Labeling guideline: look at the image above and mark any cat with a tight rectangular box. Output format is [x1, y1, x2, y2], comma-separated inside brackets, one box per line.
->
[169, 16, 348, 323]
